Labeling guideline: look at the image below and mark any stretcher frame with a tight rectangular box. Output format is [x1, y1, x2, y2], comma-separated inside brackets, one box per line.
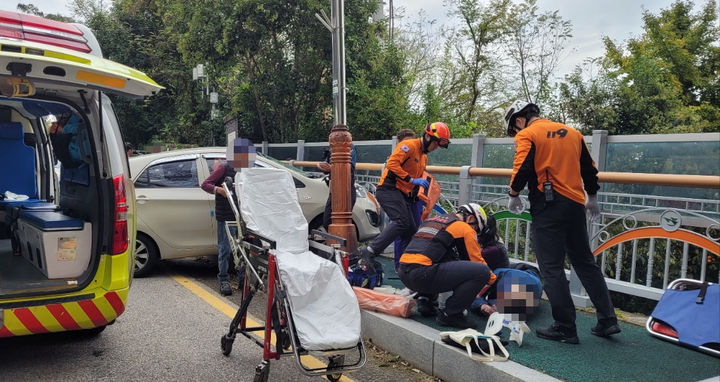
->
[218, 178, 366, 382]
[645, 278, 720, 358]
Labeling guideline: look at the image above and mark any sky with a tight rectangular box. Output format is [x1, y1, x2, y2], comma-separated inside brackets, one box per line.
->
[395, 0, 697, 77]
[1, 0, 701, 77]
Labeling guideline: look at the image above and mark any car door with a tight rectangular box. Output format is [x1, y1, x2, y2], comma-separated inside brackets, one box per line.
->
[134, 155, 215, 255]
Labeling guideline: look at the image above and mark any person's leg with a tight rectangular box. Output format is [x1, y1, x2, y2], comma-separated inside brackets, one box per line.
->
[393, 239, 403, 270]
[322, 194, 332, 230]
[531, 203, 576, 328]
[398, 199, 420, 251]
[564, 202, 618, 328]
[431, 261, 492, 315]
[368, 188, 414, 253]
[217, 221, 230, 283]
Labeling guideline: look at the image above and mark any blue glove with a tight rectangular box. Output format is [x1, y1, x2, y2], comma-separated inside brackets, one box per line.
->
[411, 178, 430, 188]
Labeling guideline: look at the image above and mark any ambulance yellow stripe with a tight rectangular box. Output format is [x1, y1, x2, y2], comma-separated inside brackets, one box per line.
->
[94, 295, 119, 322]
[3, 310, 33, 336]
[29, 305, 65, 333]
[63, 302, 96, 329]
[43, 49, 92, 64]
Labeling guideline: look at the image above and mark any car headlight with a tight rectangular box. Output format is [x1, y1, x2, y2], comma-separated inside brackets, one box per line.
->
[355, 183, 368, 199]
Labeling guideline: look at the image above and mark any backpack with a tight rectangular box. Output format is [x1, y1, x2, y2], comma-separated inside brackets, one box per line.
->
[347, 260, 384, 289]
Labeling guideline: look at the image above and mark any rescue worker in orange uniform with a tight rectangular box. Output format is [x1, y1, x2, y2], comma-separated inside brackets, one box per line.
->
[355, 123, 450, 273]
[505, 100, 620, 344]
[397, 203, 496, 329]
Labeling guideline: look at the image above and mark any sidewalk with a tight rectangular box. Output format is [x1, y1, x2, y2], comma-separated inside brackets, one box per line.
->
[362, 256, 720, 382]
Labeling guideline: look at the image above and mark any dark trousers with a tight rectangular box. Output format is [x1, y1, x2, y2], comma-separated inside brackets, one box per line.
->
[322, 190, 357, 229]
[369, 186, 417, 253]
[531, 197, 617, 328]
[398, 261, 491, 315]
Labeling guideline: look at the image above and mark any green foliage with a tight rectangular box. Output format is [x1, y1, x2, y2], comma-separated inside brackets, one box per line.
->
[560, 0, 720, 133]
[19, 0, 715, 146]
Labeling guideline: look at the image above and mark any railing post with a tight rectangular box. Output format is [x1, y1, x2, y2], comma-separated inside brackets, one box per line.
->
[471, 133, 485, 168]
[591, 130, 608, 171]
[261, 140, 269, 156]
[570, 130, 608, 308]
[296, 139, 305, 161]
[391, 135, 398, 152]
[459, 165, 471, 206]
[471, 133, 485, 204]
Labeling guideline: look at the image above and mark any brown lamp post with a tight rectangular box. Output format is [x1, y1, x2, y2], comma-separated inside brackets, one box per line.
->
[316, 0, 357, 252]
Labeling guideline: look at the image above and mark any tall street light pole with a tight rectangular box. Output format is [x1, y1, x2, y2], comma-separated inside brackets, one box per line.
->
[316, 0, 357, 252]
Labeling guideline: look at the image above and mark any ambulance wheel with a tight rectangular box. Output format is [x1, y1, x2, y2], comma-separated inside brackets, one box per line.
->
[79, 325, 106, 337]
[221, 334, 234, 356]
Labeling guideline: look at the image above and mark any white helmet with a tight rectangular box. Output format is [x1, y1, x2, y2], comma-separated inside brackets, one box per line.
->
[504, 100, 539, 136]
[459, 203, 487, 232]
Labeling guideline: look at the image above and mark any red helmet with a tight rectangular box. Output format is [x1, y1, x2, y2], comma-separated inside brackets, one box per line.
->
[424, 122, 451, 148]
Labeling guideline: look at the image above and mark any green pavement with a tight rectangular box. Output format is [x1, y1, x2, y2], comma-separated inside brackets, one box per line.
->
[376, 257, 720, 382]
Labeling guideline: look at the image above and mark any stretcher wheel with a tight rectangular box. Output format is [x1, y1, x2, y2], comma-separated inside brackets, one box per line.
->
[221, 334, 234, 356]
[253, 361, 270, 382]
[279, 329, 292, 350]
[326, 355, 344, 381]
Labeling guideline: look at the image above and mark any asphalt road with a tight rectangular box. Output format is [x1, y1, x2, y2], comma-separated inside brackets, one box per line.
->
[0, 258, 438, 382]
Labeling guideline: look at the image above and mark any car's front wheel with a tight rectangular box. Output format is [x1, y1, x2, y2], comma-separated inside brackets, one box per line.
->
[134, 233, 159, 278]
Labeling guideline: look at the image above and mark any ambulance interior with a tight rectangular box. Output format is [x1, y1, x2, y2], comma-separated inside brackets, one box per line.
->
[0, 99, 100, 298]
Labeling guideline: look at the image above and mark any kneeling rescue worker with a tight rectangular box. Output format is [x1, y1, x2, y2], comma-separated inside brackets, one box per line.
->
[397, 203, 497, 329]
[355, 122, 450, 273]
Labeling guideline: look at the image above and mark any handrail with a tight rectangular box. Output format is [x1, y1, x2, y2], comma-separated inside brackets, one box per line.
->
[287, 160, 720, 189]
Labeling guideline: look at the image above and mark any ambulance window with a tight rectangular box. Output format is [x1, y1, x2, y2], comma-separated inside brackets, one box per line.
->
[136, 159, 198, 188]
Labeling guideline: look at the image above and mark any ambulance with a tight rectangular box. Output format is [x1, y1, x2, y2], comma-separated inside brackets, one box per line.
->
[0, 11, 162, 336]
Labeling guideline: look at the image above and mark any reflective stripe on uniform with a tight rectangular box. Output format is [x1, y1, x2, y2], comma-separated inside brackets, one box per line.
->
[399, 253, 433, 266]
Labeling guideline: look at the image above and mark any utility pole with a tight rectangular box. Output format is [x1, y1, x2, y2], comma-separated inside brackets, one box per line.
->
[316, 0, 357, 252]
[192, 63, 217, 146]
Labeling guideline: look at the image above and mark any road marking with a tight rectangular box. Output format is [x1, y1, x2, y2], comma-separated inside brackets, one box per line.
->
[170, 274, 355, 382]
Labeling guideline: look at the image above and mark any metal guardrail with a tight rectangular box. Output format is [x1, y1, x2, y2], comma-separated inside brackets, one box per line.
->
[291, 159, 720, 306]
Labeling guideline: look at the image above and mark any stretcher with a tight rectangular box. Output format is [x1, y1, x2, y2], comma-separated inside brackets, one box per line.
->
[646, 278, 720, 358]
[219, 168, 366, 382]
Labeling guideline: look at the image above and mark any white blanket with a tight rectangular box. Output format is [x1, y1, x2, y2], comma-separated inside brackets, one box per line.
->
[235, 168, 361, 350]
[236, 168, 308, 254]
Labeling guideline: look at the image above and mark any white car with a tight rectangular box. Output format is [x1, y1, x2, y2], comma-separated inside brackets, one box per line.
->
[129, 147, 381, 276]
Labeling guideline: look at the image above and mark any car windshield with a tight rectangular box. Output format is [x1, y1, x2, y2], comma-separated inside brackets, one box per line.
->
[259, 152, 311, 177]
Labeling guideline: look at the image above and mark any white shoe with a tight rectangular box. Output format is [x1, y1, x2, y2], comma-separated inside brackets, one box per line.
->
[397, 287, 417, 297]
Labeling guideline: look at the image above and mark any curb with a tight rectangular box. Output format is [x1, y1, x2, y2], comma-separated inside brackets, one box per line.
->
[360, 310, 560, 382]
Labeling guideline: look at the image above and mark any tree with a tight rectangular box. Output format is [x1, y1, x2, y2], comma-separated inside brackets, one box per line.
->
[560, 0, 719, 134]
[72, 0, 204, 146]
[505, 0, 572, 105]
[441, 0, 511, 124]
[16, 2, 74, 22]
[161, 0, 410, 143]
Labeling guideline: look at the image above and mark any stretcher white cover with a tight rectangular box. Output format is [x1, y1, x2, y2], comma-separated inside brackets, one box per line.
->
[275, 249, 362, 350]
[235, 168, 308, 254]
[235, 168, 361, 350]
